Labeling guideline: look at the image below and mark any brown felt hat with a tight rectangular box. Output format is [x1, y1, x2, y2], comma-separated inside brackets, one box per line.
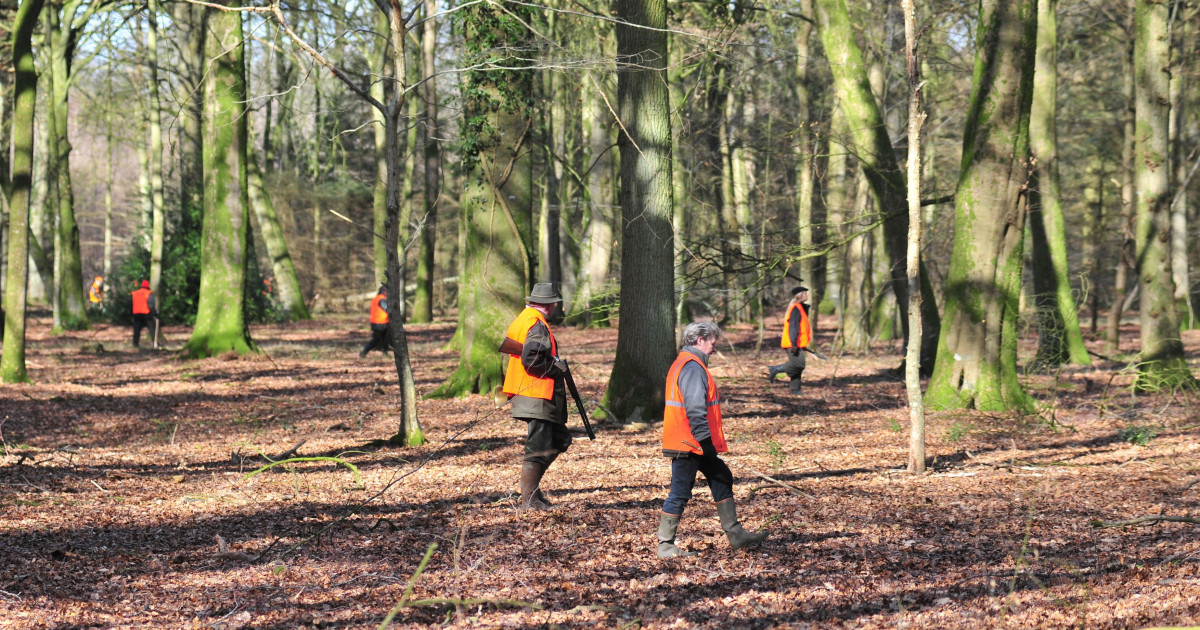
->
[525, 282, 562, 304]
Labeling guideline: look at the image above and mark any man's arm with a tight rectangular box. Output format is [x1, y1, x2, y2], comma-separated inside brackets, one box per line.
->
[148, 293, 158, 316]
[789, 305, 802, 350]
[521, 320, 564, 378]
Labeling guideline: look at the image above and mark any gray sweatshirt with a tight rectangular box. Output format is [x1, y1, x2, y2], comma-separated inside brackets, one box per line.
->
[677, 346, 714, 443]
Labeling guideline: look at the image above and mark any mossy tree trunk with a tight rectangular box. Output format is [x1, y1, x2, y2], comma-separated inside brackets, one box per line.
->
[1131, 0, 1194, 390]
[184, 2, 254, 358]
[2, 0, 45, 384]
[1027, 0, 1090, 370]
[815, 0, 941, 373]
[247, 156, 309, 320]
[43, 2, 91, 331]
[925, 0, 1037, 412]
[411, 0, 441, 324]
[602, 0, 677, 423]
[1168, 10, 1193, 328]
[430, 0, 535, 399]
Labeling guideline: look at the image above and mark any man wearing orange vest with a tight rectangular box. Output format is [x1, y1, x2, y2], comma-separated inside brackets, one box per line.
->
[767, 286, 812, 394]
[360, 285, 390, 357]
[658, 321, 768, 558]
[501, 282, 571, 511]
[88, 276, 104, 306]
[130, 280, 157, 348]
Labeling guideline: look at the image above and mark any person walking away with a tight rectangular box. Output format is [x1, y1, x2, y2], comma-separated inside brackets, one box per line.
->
[501, 282, 572, 510]
[88, 276, 104, 306]
[360, 285, 390, 357]
[131, 280, 156, 348]
[767, 286, 812, 394]
[658, 321, 768, 558]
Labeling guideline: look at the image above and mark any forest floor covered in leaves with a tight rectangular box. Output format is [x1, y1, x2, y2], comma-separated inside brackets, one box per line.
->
[3, 313, 1200, 629]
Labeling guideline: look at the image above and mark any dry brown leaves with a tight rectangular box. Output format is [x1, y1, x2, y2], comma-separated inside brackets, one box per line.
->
[2, 314, 1200, 629]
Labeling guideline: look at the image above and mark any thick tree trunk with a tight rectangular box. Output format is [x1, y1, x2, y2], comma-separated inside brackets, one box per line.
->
[44, 5, 87, 330]
[925, 0, 1037, 412]
[815, 0, 941, 373]
[430, 1, 535, 399]
[603, 0, 677, 422]
[1169, 11, 1192, 328]
[247, 156, 310, 320]
[1132, 0, 1193, 389]
[184, 3, 254, 358]
[411, 0, 440, 323]
[370, 11, 388, 285]
[1027, 0, 1090, 368]
[2, 0, 45, 383]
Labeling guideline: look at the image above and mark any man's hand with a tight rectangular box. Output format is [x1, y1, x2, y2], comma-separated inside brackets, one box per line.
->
[553, 357, 569, 374]
[699, 437, 717, 458]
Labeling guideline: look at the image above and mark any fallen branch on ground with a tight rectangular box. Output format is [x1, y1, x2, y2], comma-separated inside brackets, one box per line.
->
[745, 468, 816, 499]
[1091, 514, 1200, 529]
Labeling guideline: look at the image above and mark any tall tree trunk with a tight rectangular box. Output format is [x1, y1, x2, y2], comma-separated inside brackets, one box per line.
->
[1107, 0, 1136, 355]
[247, 156, 310, 320]
[411, 0, 440, 323]
[382, 3, 424, 446]
[733, 88, 758, 323]
[795, 0, 818, 333]
[44, 4, 87, 330]
[925, 0, 1037, 412]
[1027, 0, 1090, 368]
[146, 0, 166, 301]
[815, 0, 941, 373]
[603, 0, 677, 422]
[573, 70, 615, 327]
[842, 158, 872, 353]
[2, 0, 45, 383]
[1132, 0, 1193, 389]
[901, 0, 926, 474]
[430, 0, 535, 399]
[370, 10, 388, 285]
[172, 1, 205, 217]
[538, 10, 562, 289]
[184, 2, 254, 358]
[1169, 7, 1192, 328]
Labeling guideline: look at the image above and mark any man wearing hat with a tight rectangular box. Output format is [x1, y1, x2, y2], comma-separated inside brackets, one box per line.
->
[500, 282, 571, 510]
[767, 286, 811, 394]
[130, 280, 157, 348]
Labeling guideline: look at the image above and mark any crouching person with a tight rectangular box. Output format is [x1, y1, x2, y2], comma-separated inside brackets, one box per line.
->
[658, 321, 768, 558]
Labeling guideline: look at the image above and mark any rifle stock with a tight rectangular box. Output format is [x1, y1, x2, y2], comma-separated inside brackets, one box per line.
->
[498, 336, 523, 355]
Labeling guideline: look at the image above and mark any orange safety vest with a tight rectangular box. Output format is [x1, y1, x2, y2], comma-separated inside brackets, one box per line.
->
[781, 302, 811, 349]
[88, 280, 103, 303]
[369, 294, 388, 324]
[131, 288, 152, 315]
[501, 307, 557, 401]
[662, 351, 727, 456]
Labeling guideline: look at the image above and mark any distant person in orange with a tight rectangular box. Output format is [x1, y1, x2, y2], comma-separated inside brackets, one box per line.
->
[359, 285, 390, 357]
[130, 280, 157, 348]
[88, 276, 104, 306]
[767, 286, 812, 394]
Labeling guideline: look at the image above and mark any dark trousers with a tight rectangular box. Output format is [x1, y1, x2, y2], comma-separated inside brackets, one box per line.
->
[361, 324, 390, 356]
[662, 453, 734, 517]
[132, 314, 154, 347]
[771, 350, 806, 392]
[522, 418, 572, 466]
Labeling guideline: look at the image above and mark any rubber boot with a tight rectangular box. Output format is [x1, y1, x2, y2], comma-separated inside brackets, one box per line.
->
[518, 462, 552, 510]
[767, 365, 782, 382]
[657, 513, 697, 558]
[789, 370, 803, 394]
[716, 499, 768, 550]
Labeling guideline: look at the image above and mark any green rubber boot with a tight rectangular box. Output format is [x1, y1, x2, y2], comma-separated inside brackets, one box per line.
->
[716, 499, 768, 550]
[657, 513, 697, 558]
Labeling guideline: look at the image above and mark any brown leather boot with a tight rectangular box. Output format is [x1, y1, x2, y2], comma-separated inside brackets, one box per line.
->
[518, 462, 551, 510]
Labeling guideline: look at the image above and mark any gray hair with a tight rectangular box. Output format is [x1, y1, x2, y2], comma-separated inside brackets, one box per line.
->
[682, 321, 722, 347]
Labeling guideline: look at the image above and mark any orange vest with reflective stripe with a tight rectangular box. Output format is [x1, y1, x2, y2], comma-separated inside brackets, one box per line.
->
[131, 288, 152, 315]
[662, 352, 727, 456]
[89, 280, 103, 303]
[370, 294, 388, 324]
[502, 307, 557, 401]
[781, 302, 811, 349]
